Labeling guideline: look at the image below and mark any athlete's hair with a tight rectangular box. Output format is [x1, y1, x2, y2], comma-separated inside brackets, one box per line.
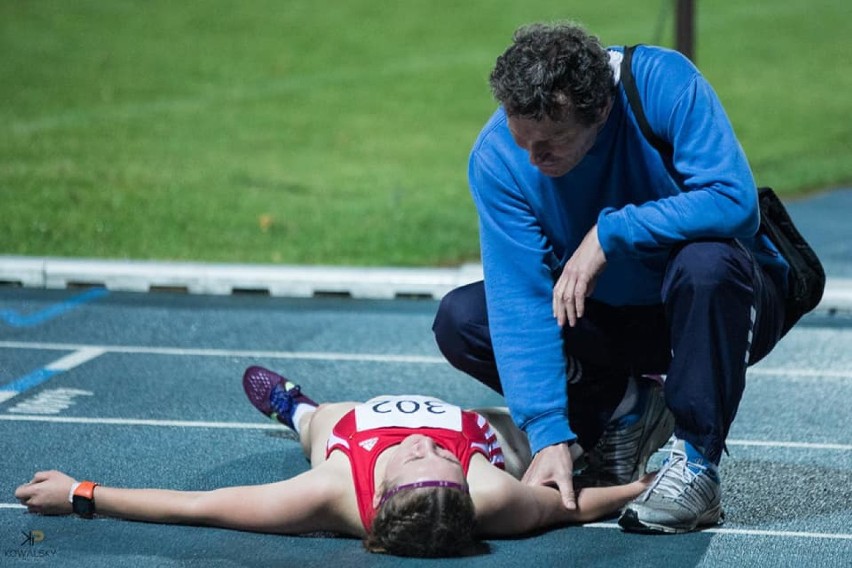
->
[363, 485, 480, 557]
[489, 22, 615, 126]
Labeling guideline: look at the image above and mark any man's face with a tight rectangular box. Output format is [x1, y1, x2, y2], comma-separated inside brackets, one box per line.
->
[507, 110, 606, 178]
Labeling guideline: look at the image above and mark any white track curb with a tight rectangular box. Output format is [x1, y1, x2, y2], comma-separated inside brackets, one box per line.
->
[0, 256, 483, 300]
[1, 255, 850, 311]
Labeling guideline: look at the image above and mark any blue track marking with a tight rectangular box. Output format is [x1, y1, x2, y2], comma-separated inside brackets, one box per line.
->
[0, 288, 109, 328]
[0, 368, 60, 393]
[0, 348, 104, 404]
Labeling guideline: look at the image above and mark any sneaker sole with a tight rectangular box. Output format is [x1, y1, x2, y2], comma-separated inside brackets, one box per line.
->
[618, 505, 724, 534]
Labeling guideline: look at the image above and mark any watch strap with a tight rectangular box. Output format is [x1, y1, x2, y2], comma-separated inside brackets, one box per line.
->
[71, 480, 99, 518]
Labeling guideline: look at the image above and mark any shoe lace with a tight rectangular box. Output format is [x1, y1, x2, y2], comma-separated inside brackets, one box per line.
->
[646, 447, 710, 500]
[269, 383, 297, 416]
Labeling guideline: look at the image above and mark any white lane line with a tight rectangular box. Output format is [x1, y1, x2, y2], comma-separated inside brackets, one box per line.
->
[0, 341, 444, 364]
[0, 414, 848, 451]
[727, 440, 852, 451]
[3, 341, 852, 377]
[45, 348, 105, 371]
[0, 414, 282, 430]
[586, 522, 852, 540]
[747, 368, 852, 379]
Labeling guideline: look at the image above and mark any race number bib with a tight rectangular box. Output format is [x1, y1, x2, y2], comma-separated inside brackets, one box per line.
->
[355, 396, 462, 431]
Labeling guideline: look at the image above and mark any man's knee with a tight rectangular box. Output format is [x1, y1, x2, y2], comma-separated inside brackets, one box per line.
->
[432, 281, 499, 385]
[665, 240, 751, 295]
[433, 282, 486, 351]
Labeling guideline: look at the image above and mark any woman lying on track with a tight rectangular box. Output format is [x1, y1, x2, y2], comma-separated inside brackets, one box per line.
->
[16, 366, 654, 557]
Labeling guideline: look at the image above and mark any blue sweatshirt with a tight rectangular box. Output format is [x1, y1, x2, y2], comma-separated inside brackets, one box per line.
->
[468, 45, 788, 454]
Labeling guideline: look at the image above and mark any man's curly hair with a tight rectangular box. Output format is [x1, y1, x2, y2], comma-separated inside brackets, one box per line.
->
[363, 485, 482, 557]
[489, 22, 615, 126]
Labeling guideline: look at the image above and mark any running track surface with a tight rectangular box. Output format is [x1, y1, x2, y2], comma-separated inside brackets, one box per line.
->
[1, 288, 850, 568]
[2, 188, 851, 567]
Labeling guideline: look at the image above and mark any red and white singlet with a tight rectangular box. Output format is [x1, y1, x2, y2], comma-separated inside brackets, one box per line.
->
[326, 395, 504, 531]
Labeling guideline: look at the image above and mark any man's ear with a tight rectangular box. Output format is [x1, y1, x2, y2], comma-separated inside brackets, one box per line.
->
[596, 97, 614, 124]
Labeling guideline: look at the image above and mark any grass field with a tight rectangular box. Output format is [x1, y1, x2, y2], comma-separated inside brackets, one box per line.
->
[2, 0, 851, 266]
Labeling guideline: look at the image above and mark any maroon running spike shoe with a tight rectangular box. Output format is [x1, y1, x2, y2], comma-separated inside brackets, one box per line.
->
[242, 366, 317, 429]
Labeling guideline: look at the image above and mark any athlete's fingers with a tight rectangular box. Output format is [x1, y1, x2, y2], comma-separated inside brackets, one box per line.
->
[32, 471, 53, 483]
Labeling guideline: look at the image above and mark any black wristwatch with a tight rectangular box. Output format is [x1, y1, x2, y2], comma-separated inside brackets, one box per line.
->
[71, 481, 99, 518]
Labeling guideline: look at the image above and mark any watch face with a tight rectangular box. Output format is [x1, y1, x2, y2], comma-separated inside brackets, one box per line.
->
[72, 495, 95, 518]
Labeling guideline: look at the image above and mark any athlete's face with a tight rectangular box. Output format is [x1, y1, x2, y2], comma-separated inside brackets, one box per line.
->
[376, 434, 465, 506]
[507, 107, 608, 177]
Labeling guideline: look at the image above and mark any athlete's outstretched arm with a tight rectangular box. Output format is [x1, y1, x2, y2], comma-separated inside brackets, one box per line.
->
[15, 467, 356, 536]
[469, 456, 652, 535]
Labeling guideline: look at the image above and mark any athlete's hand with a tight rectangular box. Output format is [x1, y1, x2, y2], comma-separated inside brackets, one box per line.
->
[553, 224, 607, 327]
[522, 442, 577, 509]
[15, 471, 76, 515]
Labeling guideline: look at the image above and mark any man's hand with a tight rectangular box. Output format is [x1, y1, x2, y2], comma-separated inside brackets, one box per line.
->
[553, 224, 607, 327]
[14, 470, 76, 515]
[521, 442, 577, 509]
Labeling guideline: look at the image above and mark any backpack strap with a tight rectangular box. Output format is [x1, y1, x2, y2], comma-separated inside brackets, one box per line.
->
[621, 45, 672, 158]
[621, 45, 680, 181]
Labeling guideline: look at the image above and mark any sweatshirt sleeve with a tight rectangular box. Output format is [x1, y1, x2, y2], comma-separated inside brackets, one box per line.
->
[469, 146, 576, 455]
[597, 48, 759, 259]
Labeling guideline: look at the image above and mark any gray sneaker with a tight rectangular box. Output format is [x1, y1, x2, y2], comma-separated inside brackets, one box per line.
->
[619, 439, 723, 533]
[579, 377, 675, 486]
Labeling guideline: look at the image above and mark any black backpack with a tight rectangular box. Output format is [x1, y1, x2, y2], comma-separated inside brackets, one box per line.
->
[620, 45, 825, 334]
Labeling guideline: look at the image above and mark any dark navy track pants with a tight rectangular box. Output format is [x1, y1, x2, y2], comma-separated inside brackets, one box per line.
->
[432, 239, 788, 463]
